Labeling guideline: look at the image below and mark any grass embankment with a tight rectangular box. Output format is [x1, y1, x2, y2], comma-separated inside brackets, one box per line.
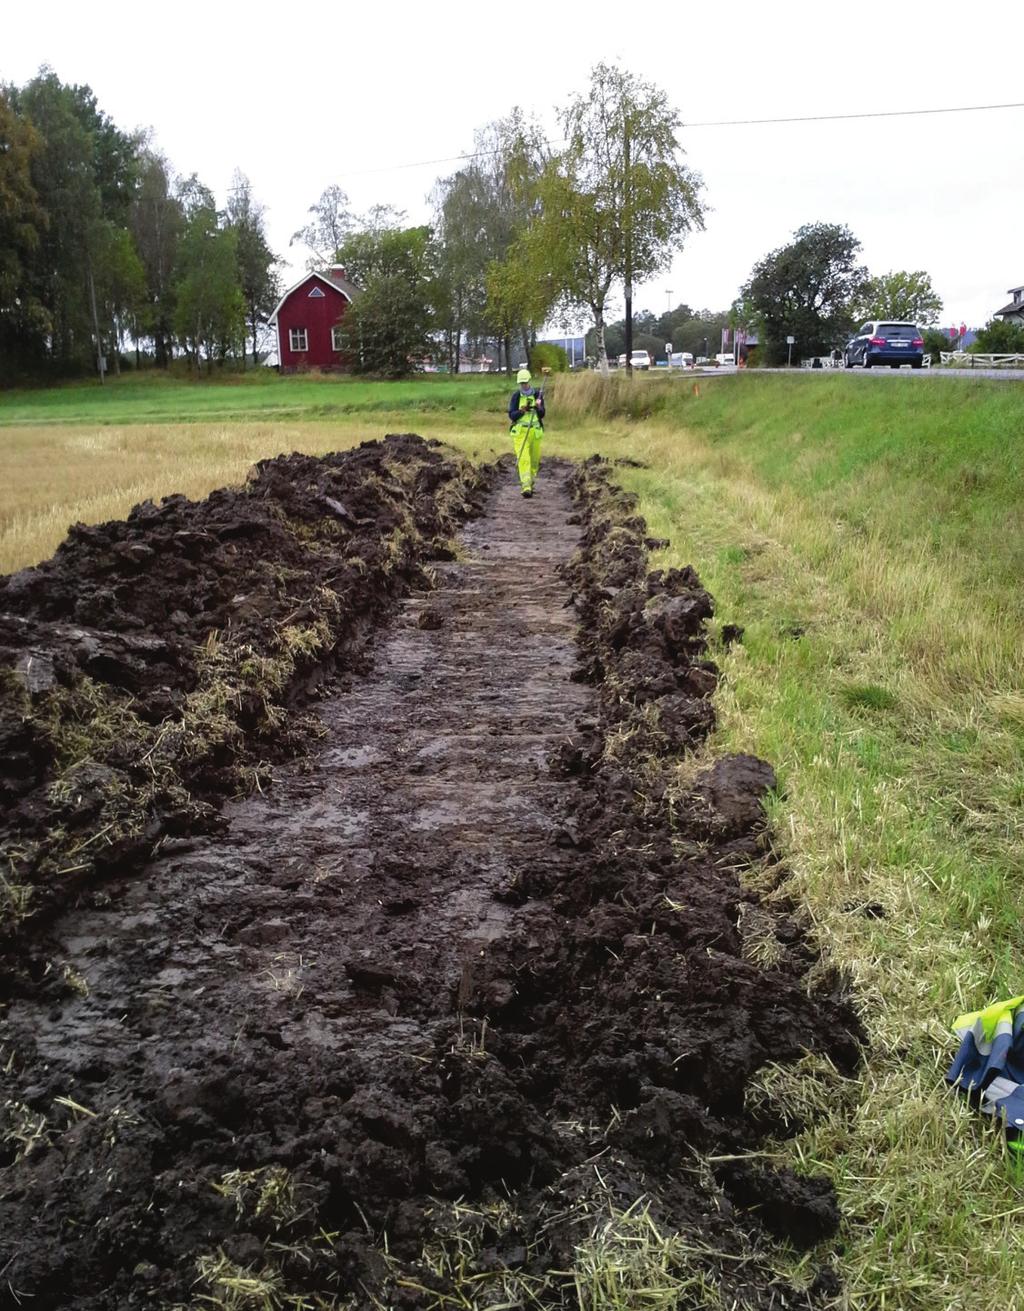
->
[549, 372, 1024, 1310]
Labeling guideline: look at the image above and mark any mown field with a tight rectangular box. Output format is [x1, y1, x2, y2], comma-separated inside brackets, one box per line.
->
[3, 369, 1023, 1308]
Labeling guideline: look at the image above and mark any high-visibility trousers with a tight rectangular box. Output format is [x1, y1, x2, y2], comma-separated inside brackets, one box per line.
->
[510, 418, 542, 491]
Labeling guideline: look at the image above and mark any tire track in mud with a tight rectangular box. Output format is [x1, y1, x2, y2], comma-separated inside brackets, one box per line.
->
[0, 460, 862, 1309]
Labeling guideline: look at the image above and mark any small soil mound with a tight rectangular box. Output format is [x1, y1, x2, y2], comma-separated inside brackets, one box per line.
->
[0, 435, 489, 941]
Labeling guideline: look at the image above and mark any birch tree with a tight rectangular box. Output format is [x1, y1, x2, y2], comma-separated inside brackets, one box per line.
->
[529, 63, 705, 372]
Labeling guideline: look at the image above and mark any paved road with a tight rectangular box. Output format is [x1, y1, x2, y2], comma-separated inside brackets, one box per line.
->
[679, 365, 1024, 382]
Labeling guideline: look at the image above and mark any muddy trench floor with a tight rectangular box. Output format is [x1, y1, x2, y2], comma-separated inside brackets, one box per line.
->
[0, 463, 857, 1309]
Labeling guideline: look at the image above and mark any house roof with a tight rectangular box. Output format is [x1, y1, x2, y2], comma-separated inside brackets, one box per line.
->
[269, 269, 360, 323]
[994, 300, 1024, 318]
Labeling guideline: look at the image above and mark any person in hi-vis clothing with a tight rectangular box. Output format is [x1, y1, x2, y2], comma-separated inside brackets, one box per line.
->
[507, 368, 545, 498]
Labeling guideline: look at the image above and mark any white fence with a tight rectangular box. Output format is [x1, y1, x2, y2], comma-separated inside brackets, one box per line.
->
[939, 352, 1024, 368]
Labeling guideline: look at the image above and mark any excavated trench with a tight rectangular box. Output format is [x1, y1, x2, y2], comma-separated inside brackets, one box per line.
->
[0, 450, 861, 1309]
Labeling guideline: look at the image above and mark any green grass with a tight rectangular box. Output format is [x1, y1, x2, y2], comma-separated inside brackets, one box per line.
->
[0, 369, 510, 426]
[543, 372, 1024, 1309]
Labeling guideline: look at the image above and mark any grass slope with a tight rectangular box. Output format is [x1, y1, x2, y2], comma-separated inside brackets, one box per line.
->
[548, 373, 1024, 1310]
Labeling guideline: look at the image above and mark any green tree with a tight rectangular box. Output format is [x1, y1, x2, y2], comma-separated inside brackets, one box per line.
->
[485, 245, 556, 373]
[291, 183, 352, 268]
[227, 170, 280, 367]
[14, 70, 102, 370]
[13, 69, 141, 377]
[334, 221, 434, 376]
[0, 87, 49, 377]
[859, 269, 942, 325]
[432, 110, 546, 371]
[970, 318, 1024, 353]
[94, 221, 145, 374]
[742, 222, 869, 364]
[172, 189, 245, 374]
[529, 62, 705, 371]
[129, 147, 184, 367]
[922, 327, 952, 362]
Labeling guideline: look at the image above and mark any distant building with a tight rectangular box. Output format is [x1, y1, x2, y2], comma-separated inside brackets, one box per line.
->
[993, 285, 1024, 326]
[269, 265, 360, 371]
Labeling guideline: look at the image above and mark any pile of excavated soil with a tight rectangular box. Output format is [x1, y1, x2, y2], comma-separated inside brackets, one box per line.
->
[0, 435, 489, 939]
[0, 455, 861, 1310]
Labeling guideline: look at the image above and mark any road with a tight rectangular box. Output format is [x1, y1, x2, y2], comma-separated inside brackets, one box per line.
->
[677, 365, 1024, 381]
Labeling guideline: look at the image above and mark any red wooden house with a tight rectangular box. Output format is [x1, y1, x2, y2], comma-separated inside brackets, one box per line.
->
[270, 264, 360, 371]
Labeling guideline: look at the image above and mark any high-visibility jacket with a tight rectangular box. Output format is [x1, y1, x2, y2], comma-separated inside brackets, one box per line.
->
[508, 387, 545, 426]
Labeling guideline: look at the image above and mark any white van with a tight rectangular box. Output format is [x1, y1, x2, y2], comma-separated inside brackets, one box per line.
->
[714, 352, 736, 368]
[668, 352, 694, 369]
[616, 350, 651, 370]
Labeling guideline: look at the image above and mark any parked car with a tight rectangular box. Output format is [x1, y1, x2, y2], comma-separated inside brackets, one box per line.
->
[844, 321, 925, 369]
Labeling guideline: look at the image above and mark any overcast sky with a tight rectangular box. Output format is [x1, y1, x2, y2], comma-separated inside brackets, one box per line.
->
[5, 0, 1022, 331]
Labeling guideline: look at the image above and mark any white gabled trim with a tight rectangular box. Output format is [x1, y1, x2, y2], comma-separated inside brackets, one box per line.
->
[268, 271, 352, 324]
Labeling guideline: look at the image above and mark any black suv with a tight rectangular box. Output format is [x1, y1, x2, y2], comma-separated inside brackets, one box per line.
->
[844, 321, 925, 369]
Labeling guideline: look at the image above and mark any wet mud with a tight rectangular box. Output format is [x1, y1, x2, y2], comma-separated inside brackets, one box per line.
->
[0, 453, 861, 1309]
[0, 435, 489, 938]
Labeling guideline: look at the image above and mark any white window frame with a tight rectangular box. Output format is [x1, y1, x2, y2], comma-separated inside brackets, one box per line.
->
[331, 326, 344, 351]
[289, 327, 308, 352]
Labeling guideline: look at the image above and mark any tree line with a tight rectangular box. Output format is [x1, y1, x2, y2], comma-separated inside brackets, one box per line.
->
[2, 63, 708, 381]
[1, 69, 280, 383]
[733, 221, 1023, 364]
[5, 65, 1011, 384]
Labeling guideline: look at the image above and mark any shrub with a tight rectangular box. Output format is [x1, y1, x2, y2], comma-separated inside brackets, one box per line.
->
[530, 342, 569, 373]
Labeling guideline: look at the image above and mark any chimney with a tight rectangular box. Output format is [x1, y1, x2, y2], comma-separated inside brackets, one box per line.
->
[330, 264, 348, 282]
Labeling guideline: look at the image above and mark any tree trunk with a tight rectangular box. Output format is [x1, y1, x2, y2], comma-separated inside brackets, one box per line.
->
[623, 117, 633, 377]
[503, 334, 512, 376]
[594, 306, 610, 375]
[87, 266, 105, 385]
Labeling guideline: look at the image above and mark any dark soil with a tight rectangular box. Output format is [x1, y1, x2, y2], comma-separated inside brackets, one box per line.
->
[0, 434, 488, 939]
[0, 452, 861, 1309]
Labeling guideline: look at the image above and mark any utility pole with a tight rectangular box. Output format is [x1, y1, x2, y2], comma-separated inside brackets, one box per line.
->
[623, 116, 632, 375]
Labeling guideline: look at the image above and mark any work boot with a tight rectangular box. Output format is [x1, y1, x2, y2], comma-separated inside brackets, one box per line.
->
[521, 487, 533, 498]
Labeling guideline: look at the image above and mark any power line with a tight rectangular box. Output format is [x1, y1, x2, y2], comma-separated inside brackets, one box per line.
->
[685, 100, 1024, 128]
[340, 99, 1024, 178]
